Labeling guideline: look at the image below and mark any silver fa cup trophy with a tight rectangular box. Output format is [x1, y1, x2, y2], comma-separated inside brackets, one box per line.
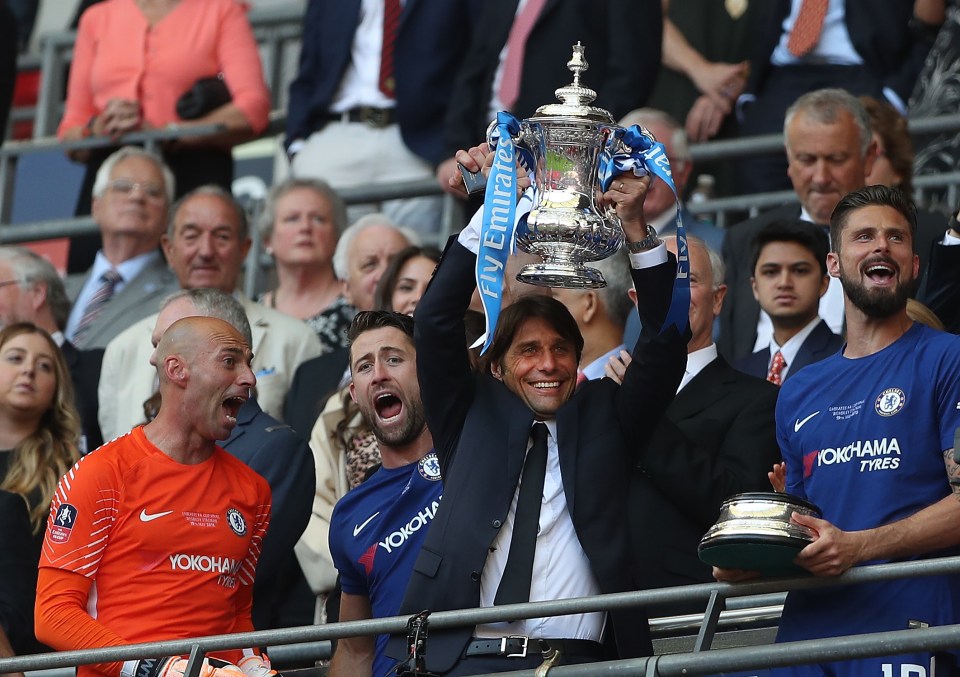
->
[490, 43, 626, 288]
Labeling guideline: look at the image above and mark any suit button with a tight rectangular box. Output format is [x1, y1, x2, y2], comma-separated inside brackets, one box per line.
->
[470, 571, 480, 582]
[492, 519, 502, 528]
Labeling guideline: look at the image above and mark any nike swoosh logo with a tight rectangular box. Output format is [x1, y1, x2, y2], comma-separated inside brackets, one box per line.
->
[353, 512, 380, 537]
[794, 411, 821, 432]
[139, 509, 174, 522]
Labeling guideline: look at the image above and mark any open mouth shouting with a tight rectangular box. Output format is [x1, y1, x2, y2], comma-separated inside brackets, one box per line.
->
[222, 394, 247, 424]
[861, 258, 898, 287]
[374, 391, 403, 421]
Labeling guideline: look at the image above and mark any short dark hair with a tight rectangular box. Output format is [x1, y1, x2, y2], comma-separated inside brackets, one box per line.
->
[373, 245, 442, 312]
[830, 185, 917, 254]
[486, 295, 584, 369]
[347, 310, 415, 361]
[751, 220, 830, 277]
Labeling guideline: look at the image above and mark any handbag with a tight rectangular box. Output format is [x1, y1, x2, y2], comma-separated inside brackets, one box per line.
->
[175, 74, 232, 120]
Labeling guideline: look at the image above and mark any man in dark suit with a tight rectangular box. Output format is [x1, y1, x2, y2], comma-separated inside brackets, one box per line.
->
[285, 0, 479, 232]
[605, 236, 779, 613]
[436, 0, 661, 193]
[917, 211, 960, 334]
[0, 246, 104, 454]
[719, 88, 872, 362]
[735, 220, 844, 383]
[222, 399, 315, 631]
[64, 147, 179, 350]
[386, 157, 686, 674]
[737, 0, 933, 194]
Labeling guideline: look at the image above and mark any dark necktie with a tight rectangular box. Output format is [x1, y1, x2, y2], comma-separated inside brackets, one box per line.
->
[378, 0, 401, 97]
[495, 422, 548, 606]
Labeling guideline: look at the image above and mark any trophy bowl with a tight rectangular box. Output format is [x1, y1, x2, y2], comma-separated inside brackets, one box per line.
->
[488, 43, 628, 289]
[698, 492, 822, 576]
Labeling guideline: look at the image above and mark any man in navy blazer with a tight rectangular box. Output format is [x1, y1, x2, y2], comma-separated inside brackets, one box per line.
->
[386, 153, 686, 674]
[437, 0, 661, 191]
[285, 0, 480, 231]
[735, 220, 844, 383]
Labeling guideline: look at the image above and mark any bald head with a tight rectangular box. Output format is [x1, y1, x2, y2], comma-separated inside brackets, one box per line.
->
[155, 316, 250, 386]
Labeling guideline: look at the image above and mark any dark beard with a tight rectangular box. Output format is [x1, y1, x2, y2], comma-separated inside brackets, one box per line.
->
[840, 274, 910, 318]
[363, 397, 427, 448]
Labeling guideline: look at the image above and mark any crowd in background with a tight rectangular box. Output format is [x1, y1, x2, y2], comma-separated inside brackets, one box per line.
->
[0, 1, 958, 676]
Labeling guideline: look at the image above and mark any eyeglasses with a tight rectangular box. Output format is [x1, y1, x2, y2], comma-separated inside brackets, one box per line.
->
[107, 179, 166, 201]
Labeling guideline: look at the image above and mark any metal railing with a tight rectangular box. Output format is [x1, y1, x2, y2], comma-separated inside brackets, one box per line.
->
[4, 555, 959, 677]
[12, 3, 306, 140]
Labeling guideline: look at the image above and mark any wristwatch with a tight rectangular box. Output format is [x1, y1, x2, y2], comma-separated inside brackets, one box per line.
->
[625, 225, 661, 253]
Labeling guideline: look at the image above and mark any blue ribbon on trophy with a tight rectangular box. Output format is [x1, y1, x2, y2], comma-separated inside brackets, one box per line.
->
[476, 111, 535, 354]
[598, 124, 691, 335]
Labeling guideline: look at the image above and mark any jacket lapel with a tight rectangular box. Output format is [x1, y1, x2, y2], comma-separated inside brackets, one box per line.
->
[668, 357, 730, 420]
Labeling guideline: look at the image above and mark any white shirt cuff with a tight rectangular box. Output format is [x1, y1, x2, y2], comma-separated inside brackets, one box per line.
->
[457, 189, 535, 256]
[942, 228, 960, 246]
[628, 243, 668, 269]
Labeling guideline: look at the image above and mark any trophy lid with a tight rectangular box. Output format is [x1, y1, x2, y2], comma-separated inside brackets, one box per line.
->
[530, 43, 616, 124]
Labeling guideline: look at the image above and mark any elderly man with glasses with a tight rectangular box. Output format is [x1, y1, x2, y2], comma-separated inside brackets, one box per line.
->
[64, 146, 180, 350]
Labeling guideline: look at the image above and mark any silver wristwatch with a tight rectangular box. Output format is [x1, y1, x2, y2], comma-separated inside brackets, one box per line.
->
[625, 225, 661, 253]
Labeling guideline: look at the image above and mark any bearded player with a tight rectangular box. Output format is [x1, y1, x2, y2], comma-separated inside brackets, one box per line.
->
[719, 185, 960, 677]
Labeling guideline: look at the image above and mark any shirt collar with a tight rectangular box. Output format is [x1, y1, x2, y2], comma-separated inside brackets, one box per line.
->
[678, 343, 718, 392]
[768, 315, 822, 377]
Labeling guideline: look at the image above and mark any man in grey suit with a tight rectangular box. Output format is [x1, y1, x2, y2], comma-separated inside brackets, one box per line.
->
[64, 147, 179, 349]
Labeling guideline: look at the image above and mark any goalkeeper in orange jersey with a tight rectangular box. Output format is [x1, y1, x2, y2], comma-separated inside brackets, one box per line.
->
[35, 316, 274, 677]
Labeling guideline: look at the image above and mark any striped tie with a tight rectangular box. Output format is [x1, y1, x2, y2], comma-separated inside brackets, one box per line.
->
[378, 0, 401, 97]
[73, 269, 121, 347]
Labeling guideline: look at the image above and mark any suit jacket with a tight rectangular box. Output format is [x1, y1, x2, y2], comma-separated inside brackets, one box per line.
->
[734, 319, 844, 383]
[97, 295, 323, 440]
[442, 0, 662, 156]
[719, 205, 944, 361]
[629, 355, 780, 613]
[386, 241, 687, 673]
[917, 241, 960, 334]
[61, 340, 104, 453]
[65, 254, 180, 350]
[285, 0, 480, 165]
[221, 399, 314, 630]
[282, 347, 349, 442]
[745, 0, 928, 104]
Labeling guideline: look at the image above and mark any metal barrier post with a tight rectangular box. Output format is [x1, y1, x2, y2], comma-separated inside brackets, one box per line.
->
[183, 645, 207, 677]
[692, 590, 724, 653]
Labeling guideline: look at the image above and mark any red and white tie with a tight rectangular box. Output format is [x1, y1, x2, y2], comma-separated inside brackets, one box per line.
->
[766, 350, 786, 386]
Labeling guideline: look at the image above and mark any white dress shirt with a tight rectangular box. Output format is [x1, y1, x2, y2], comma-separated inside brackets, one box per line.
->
[329, 0, 401, 112]
[762, 315, 823, 382]
[475, 420, 605, 641]
[678, 343, 718, 393]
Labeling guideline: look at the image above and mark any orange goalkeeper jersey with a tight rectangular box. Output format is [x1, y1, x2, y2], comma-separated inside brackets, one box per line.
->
[37, 426, 271, 677]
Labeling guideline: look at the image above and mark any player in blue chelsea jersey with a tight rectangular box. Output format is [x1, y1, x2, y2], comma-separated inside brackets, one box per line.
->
[719, 185, 960, 677]
[328, 310, 441, 677]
